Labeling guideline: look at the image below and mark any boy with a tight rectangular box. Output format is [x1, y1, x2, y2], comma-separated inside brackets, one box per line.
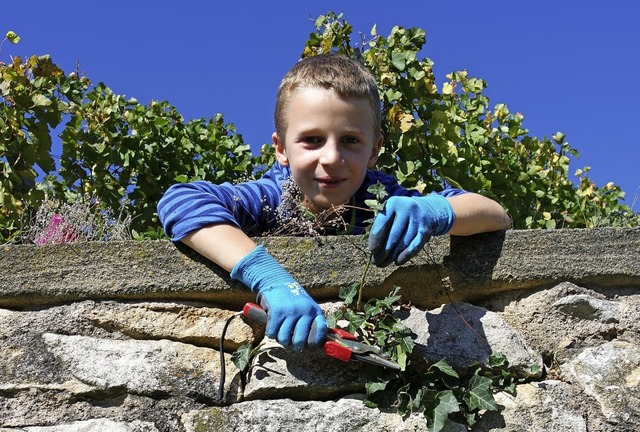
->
[158, 54, 511, 352]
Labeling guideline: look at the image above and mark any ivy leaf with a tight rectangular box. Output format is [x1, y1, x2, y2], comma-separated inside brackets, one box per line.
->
[364, 199, 384, 213]
[464, 374, 497, 411]
[397, 333, 415, 355]
[395, 344, 408, 371]
[365, 377, 389, 395]
[231, 344, 252, 372]
[431, 359, 459, 378]
[364, 373, 400, 410]
[424, 389, 460, 432]
[437, 390, 460, 414]
[339, 282, 359, 306]
[488, 352, 508, 369]
[343, 309, 366, 333]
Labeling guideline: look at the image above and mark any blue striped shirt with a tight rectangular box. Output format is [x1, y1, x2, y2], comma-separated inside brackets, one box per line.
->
[158, 162, 465, 241]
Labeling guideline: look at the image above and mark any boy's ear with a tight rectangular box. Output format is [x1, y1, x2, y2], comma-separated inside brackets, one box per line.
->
[273, 132, 289, 166]
[367, 133, 384, 169]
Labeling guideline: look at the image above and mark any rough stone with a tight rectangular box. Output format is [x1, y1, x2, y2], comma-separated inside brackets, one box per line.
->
[1, 230, 639, 431]
[181, 396, 468, 432]
[498, 282, 640, 364]
[242, 339, 369, 401]
[552, 294, 619, 323]
[1, 229, 639, 310]
[83, 300, 261, 351]
[561, 340, 640, 428]
[475, 380, 588, 432]
[398, 302, 543, 372]
[41, 333, 240, 403]
[0, 419, 158, 431]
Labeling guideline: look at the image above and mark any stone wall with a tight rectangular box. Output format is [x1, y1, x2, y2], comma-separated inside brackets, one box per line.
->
[1, 229, 639, 431]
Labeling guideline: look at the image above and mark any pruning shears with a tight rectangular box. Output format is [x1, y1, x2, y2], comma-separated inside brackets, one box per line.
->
[242, 302, 400, 370]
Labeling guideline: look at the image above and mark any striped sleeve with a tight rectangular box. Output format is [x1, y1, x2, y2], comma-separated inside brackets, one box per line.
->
[158, 167, 287, 241]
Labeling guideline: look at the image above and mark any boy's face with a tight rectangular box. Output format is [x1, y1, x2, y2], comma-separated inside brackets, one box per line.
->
[273, 88, 382, 213]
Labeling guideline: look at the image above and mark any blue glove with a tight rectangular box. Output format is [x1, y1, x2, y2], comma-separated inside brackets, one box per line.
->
[230, 245, 327, 351]
[368, 194, 455, 267]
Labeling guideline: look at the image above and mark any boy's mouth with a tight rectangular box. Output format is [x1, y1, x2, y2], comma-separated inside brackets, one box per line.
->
[315, 176, 346, 189]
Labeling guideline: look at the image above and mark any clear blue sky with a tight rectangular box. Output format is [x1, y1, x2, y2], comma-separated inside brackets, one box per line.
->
[3, 1, 639, 208]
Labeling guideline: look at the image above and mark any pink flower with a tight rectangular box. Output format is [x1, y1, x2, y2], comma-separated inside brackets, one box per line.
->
[35, 214, 79, 245]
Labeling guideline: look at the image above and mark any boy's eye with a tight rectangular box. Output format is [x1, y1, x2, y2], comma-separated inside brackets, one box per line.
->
[342, 136, 360, 144]
[302, 136, 323, 144]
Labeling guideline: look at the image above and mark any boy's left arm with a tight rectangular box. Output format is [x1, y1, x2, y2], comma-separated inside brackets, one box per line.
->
[368, 192, 510, 267]
[447, 192, 512, 236]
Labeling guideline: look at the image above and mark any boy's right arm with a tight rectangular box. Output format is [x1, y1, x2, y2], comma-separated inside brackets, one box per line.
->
[182, 224, 257, 273]
[182, 224, 327, 351]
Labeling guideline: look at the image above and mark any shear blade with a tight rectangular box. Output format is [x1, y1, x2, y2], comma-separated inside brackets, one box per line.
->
[352, 353, 401, 371]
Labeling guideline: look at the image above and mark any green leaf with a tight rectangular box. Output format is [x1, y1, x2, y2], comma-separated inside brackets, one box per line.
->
[431, 359, 459, 378]
[343, 309, 366, 333]
[231, 344, 252, 372]
[488, 352, 508, 368]
[423, 389, 461, 432]
[364, 199, 384, 213]
[364, 385, 398, 409]
[395, 344, 408, 370]
[365, 378, 389, 395]
[464, 374, 498, 411]
[339, 282, 358, 306]
[391, 52, 407, 71]
[437, 390, 460, 414]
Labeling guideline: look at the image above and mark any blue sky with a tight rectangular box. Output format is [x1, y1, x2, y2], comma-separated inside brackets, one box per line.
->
[3, 1, 639, 209]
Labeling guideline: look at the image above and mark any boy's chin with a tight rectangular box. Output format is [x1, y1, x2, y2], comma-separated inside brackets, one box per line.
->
[304, 196, 350, 214]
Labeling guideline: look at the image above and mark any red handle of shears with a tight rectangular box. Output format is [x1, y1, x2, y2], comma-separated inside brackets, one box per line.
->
[242, 302, 356, 363]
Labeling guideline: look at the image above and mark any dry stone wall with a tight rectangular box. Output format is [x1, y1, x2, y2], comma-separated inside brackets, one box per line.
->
[0, 228, 639, 431]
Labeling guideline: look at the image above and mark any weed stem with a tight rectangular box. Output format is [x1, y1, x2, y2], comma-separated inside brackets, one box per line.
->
[356, 253, 373, 311]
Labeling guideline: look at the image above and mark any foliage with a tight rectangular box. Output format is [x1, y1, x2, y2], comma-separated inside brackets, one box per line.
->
[1, 44, 266, 242]
[55, 85, 257, 237]
[0, 53, 84, 242]
[328, 281, 539, 431]
[2, 13, 639, 243]
[303, 12, 639, 229]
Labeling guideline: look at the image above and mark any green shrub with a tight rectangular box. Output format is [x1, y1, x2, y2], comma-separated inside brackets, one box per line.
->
[303, 12, 638, 229]
[1, 51, 266, 242]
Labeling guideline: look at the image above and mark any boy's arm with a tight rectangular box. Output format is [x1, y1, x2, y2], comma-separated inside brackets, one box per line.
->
[182, 224, 257, 272]
[182, 224, 327, 351]
[368, 191, 510, 267]
[447, 192, 512, 236]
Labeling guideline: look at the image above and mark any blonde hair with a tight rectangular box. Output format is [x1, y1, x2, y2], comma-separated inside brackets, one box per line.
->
[274, 53, 381, 140]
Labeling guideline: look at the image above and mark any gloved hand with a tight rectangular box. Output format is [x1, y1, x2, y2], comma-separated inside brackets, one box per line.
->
[230, 245, 327, 351]
[368, 194, 455, 267]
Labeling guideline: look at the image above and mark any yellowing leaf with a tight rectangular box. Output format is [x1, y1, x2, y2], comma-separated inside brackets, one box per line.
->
[400, 113, 413, 132]
[6, 31, 20, 44]
[442, 82, 453, 95]
[31, 94, 52, 107]
[386, 104, 401, 123]
[447, 141, 459, 158]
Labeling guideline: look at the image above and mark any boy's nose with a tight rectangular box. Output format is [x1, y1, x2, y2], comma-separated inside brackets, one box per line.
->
[319, 141, 343, 165]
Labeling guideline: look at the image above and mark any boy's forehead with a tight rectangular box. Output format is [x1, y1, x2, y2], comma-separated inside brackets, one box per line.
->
[287, 88, 369, 116]
[282, 88, 379, 136]
[287, 86, 368, 107]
